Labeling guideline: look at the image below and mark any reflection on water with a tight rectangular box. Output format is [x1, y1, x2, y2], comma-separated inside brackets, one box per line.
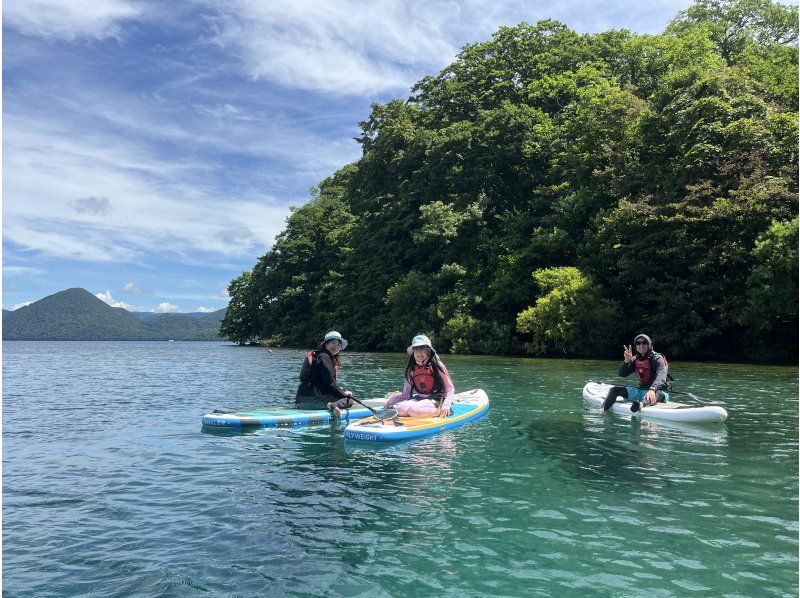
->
[631, 417, 729, 445]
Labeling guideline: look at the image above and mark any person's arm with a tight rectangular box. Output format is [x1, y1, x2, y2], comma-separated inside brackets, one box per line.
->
[618, 344, 634, 377]
[437, 362, 456, 416]
[317, 353, 348, 398]
[649, 355, 668, 391]
[385, 379, 411, 408]
[618, 361, 635, 377]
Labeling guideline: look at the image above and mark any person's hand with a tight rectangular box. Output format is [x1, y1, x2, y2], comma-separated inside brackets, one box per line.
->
[437, 406, 451, 418]
[623, 345, 633, 363]
[343, 390, 353, 398]
[645, 389, 656, 405]
[384, 391, 399, 407]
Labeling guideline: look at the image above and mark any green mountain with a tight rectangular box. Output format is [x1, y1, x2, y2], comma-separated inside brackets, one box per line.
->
[3, 288, 226, 340]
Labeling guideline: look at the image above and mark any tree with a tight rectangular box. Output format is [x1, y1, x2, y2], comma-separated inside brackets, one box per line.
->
[223, 0, 798, 362]
[219, 272, 260, 344]
[516, 267, 621, 356]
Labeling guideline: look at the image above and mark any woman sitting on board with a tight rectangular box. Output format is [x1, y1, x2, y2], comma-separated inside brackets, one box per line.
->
[384, 335, 455, 418]
[295, 331, 354, 417]
[603, 333, 670, 412]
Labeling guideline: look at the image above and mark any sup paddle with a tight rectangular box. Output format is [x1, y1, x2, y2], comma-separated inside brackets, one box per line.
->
[347, 396, 403, 426]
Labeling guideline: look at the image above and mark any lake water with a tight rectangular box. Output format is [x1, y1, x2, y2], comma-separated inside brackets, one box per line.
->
[3, 341, 798, 596]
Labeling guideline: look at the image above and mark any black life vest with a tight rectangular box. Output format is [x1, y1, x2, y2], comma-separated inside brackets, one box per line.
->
[408, 361, 441, 394]
[299, 349, 339, 383]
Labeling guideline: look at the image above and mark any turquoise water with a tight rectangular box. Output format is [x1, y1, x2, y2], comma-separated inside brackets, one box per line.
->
[3, 341, 797, 596]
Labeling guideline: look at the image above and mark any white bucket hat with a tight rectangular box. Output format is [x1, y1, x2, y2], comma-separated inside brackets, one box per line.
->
[406, 334, 434, 355]
[322, 331, 348, 350]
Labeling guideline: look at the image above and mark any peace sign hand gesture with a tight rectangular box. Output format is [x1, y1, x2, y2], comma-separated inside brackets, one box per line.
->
[623, 345, 633, 363]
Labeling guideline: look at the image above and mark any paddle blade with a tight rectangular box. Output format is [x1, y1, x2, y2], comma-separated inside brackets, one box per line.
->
[374, 408, 398, 421]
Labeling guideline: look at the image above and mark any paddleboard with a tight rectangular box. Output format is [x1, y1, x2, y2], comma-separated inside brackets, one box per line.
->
[344, 389, 489, 442]
[583, 382, 728, 423]
[201, 399, 386, 428]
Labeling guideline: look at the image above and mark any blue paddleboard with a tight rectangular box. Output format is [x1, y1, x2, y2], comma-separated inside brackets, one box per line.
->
[344, 389, 489, 442]
[201, 399, 386, 427]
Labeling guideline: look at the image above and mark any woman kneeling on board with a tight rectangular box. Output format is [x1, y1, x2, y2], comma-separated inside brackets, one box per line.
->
[603, 334, 670, 412]
[384, 335, 455, 418]
[295, 331, 354, 417]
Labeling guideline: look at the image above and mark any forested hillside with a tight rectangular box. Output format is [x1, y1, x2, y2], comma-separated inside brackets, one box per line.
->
[4, 288, 226, 340]
[221, 0, 798, 360]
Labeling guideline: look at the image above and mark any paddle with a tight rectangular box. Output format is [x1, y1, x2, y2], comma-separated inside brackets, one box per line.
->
[347, 396, 403, 426]
[663, 390, 724, 406]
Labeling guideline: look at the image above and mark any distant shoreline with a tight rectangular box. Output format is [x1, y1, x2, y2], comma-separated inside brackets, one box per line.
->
[5, 339, 794, 367]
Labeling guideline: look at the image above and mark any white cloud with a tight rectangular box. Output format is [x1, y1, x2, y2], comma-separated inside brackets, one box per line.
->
[209, 1, 696, 97]
[195, 306, 218, 313]
[4, 266, 45, 277]
[7, 223, 139, 263]
[96, 290, 138, 310]
[12, 301, 34, 310]
[212, 1, 460, 96]
[4, 0, 141, 41]
[153, 302, 180, 313]
[4, 113, 293, 264]
[122, 282, 140, 293]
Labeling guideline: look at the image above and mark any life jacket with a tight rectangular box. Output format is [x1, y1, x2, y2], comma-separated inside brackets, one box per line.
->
[408, 361, 441, 394]
[634, 355, 652, 385]
[634, 353, 669, 386]
[299, 349, 339, 383]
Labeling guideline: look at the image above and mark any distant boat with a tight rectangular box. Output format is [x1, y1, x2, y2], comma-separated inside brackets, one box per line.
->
[168, 339, 174, 342]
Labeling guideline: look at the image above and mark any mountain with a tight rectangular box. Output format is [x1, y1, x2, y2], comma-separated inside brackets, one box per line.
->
[3, 288, 226, 340]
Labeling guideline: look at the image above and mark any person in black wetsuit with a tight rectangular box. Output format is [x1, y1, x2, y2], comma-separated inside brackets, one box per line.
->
[295, 331, 354, 418]
[603, 334, 670, 413]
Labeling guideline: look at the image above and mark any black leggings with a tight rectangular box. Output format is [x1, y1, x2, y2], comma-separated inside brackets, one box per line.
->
[606, 386, 666, 403]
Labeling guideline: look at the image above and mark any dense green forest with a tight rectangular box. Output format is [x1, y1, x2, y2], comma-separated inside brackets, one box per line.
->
[221, 0, 798, 361]
[4, 288, 226, 341]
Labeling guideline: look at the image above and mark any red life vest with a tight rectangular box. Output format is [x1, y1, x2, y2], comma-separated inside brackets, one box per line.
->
[409, 362, 439, 394]
[634, 355, 652, 385]
[634, 353, 668, 385]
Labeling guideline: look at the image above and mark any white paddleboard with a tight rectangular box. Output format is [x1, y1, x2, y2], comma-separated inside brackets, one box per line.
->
[583, 382, 728, 423]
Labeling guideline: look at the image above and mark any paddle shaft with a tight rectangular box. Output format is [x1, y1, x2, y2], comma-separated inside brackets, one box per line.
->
[347, 396, 381, 417]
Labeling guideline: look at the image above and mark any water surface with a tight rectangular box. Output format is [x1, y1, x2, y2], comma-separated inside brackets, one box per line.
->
[4, 341, 797, 596]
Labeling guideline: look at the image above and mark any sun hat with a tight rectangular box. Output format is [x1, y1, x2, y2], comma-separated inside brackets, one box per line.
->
[322, 331, 348, 350]
[406, 334, 434, 355]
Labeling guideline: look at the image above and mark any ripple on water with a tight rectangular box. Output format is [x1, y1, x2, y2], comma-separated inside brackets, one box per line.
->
[3, 342, 798, 596]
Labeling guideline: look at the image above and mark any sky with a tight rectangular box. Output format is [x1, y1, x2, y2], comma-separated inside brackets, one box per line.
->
[3, 0, 695, 313]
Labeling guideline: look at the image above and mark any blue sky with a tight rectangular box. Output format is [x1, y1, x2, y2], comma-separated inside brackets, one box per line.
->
[3, 0, 695, 313]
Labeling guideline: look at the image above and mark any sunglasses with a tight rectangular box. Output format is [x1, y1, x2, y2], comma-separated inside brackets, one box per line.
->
[635, 340, 648, 345]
